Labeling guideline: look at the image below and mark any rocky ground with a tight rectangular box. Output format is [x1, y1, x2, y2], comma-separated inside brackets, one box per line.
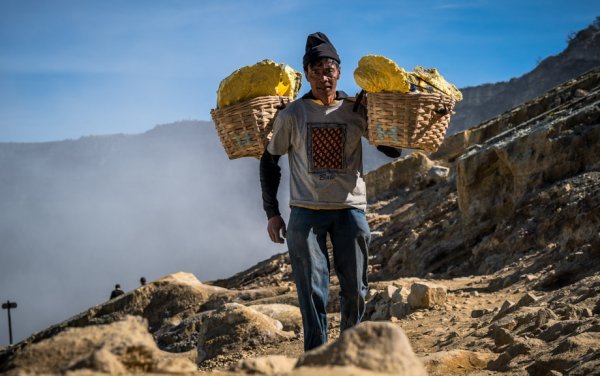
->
[0, 69, 598, 375]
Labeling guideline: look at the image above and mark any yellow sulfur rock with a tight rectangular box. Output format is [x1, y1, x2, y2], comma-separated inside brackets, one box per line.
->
[354, 55, 411, 93]
[412, 66, 463, 101]
[217, 59, 302, 109]
[353, 55, 462, 102]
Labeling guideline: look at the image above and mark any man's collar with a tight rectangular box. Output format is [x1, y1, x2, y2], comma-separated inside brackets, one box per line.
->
[301, 91, 348, 100]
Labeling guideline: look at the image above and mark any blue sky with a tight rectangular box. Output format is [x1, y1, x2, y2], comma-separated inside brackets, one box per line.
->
[0, 0, 598, 142]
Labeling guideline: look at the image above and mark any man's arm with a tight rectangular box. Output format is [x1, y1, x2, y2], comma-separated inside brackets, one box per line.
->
[260, 150, 281, 218]
[260, 150, 286, 243]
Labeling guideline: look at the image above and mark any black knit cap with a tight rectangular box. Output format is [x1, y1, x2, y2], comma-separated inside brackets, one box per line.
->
[303, 32, 340, 69]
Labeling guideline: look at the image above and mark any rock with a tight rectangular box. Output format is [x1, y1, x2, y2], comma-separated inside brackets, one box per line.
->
[230, 355, 297, 375]
[382, 285, 398, 301]
[580, 307, 593, 318]
[494, 327, 515, 347]
[155, 310, 211, 353]
[370, 300, 391, 321]
[296, 322, 426, 375]
[424, 165, 450, 186]
[366, 289, 378, 300]
[249, 304, 303, 332]
[500, 300, 515, 312]
[494, 299, 517, 320]
[554, 303, 580, 320]
[67, 348, 127, 374]
[365, 152, 435, 198]
[196, 303, 294, 364]
[552, 332, 600, 355]
[487, 351, 513, 371]
[390, 302, 409, 319]
[538, 320, 582, 342]
[535, 308, 559, 329]
[407, 282, 448, 309]
[490, 317, 517, 344]
[517, 292, 541, 307]
[421, 350, 495, 374]
[471, 308, 490, 318]
[391, 286, 408, 304]
[1, 316, 196, 374]
[504, 337, 546, 357]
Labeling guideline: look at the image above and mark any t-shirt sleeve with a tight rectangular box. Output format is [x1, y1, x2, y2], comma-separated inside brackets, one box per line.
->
[267, 111, 292, 156]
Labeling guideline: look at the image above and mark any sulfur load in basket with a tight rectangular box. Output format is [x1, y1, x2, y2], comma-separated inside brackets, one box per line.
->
[211, 60, 302, 159]
[354, 55, 462, 153]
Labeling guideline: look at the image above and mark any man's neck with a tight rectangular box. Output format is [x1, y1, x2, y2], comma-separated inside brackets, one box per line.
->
[313, 92, 336, 105]
[302, 90, 348, 105]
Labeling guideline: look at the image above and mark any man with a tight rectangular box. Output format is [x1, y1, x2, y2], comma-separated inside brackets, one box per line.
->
[260, 32, 400, 350]
[109, 284, 124, 299]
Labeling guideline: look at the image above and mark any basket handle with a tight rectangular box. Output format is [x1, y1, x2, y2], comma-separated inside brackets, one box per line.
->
[277, 96, 287, 110]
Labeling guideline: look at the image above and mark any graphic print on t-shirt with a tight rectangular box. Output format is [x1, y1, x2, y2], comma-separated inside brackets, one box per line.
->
[307, 122, 346, 173]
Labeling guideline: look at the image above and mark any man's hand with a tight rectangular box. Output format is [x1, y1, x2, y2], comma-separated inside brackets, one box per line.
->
[267, 215, 287, 244]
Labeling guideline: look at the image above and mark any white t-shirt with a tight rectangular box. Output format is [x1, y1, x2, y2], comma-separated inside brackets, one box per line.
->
[267, 98, 368, 211]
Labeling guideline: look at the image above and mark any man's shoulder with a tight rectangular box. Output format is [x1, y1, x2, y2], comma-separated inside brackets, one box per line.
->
[282, 98, 305, 112]
[277, 99, 305, 120]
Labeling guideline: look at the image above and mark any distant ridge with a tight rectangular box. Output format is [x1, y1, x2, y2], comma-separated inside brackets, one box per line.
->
[450, 19, 600, 134]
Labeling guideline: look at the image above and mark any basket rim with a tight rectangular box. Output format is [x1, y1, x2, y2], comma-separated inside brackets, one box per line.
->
[211, 95, 292, 114]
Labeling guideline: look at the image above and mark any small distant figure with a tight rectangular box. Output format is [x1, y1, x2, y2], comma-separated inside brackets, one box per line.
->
[140, 277, 147, 286]
[110, 284, 125, 299]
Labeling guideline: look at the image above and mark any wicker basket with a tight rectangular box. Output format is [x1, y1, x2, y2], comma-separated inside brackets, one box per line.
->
[366, 91, 455, 153]
[210, 96, 290, 159]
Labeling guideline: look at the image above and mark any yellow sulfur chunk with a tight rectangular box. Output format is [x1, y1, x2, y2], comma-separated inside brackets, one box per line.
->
[354, 55, 463, 102]
[217, 59, 302, 109]
[412, 66, 463, 101]
[354, 55, 411, 93]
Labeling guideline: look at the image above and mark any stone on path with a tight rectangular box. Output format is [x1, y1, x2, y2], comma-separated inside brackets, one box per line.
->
[408, 282, 448, 309]
[296, 321, 426, 375]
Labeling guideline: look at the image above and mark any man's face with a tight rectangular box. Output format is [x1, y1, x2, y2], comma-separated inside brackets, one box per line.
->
[305, 59, 340, 102]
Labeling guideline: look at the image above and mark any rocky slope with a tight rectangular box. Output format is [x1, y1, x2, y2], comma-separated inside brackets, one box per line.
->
[1, 63, 598, 375]
[449, 20, 600, 134]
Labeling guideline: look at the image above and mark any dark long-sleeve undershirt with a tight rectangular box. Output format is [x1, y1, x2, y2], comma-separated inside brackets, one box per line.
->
[260, 150, 282, 219]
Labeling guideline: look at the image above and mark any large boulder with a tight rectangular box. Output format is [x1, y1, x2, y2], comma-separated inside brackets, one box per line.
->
[0, 316, 196, 375]
[296, 321, 426, 375]
[196, 303, 295, 364]
[249, 303, 303, 332]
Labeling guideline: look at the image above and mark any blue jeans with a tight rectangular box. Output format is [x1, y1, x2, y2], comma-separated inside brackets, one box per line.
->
[286, 206, 370, 351]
